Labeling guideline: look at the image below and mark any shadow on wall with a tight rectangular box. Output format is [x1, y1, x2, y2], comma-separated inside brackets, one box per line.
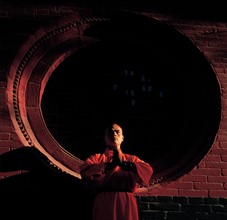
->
[0, 147, 94, 219]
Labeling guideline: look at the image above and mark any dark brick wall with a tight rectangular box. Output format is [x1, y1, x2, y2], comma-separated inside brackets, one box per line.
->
[0, 2, 227, 220]
[136, 196, 227, 220]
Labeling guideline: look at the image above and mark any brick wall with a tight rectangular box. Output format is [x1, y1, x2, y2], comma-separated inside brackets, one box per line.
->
[0, 2, 227, 219]
[142, 13, 227, 198]
[136, 196, 227, 220]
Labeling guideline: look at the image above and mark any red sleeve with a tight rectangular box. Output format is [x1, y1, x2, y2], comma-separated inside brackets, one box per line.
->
[79, 154, 105, 178]
[80, 154, 137, 192]
[135, 161, 153, 186]
[124, 155, 153, 186]
[80, 154, 153, 191]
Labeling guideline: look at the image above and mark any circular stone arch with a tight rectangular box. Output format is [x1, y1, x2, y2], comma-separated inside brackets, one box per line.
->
[6, 10, 221, 185]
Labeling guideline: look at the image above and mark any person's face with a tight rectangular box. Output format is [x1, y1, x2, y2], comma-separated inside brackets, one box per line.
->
[104, 123, 124, 150]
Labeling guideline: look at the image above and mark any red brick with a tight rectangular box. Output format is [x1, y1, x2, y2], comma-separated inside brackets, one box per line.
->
[148, 188, 178, 196]
[10, 133, 21, 141]
[224, 183, 227, 189]
[0, 147, 10, 154]
[205, 155, 221, 162]
[210, 148, 227, 155]
[0, 140, 23, 148]
[181, 175, 207, 182]
[208, 176, 227, 183]
[179, 189, 208, 197]
[191, 168, 221, 176]
[209, 190, 227, 198]
[0, 133, 10, 140]
[194, 182, 224, 190]
[197, 161, 206, 168]
[205, 162, 227, 168]
[216, 136, 227, 142]
[218, 122, 227, 131]
[167, 182, 193, 189]
[222, 169, 227, 175]
[0, 126, 16, 132]
[220, 142, 227, 148]
[221, 155, 227, 161]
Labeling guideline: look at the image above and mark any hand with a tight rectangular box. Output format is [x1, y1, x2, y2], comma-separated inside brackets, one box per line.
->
[104, 162, 116, 173]
[112, 149, 122, 166]
[120, 161, 136, 172]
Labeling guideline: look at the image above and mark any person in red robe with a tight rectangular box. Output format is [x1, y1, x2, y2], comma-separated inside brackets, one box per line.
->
[80, 122, 153, 220]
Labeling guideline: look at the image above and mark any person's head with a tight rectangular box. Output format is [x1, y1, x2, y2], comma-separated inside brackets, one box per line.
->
[104, 123, 124, 150]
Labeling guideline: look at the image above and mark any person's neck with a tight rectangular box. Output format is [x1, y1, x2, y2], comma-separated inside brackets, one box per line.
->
[107, 146, 121, 151]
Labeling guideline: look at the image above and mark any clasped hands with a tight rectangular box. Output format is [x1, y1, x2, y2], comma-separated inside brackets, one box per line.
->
[104, 149, 136, 172]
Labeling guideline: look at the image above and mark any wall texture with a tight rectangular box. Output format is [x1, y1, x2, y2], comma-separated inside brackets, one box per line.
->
[0, 1, 227, 219]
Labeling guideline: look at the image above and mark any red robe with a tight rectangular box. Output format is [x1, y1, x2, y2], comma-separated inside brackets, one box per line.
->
[80, 148, 153, 220]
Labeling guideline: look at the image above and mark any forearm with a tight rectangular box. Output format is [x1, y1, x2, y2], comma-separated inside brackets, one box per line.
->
[135, 161, 153, 186]
[80, 163, 105, 179]
[102, 169, 137, 192]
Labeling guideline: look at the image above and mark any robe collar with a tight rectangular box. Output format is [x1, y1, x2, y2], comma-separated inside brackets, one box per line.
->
[104, 148, 123, 158]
